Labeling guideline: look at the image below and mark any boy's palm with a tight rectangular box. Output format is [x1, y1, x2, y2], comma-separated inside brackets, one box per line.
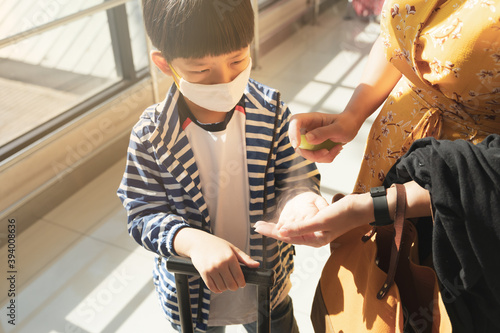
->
[278, 192, 328, 226]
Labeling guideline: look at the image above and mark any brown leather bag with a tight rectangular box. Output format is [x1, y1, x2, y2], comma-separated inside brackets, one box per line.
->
[311, 184, 451, 332]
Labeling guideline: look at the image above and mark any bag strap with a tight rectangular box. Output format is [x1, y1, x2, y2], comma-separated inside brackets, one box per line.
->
[377, 183, 407, 299]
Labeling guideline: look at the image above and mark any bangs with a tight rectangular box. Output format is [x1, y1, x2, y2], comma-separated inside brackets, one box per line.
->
[162, 0, 254, 61]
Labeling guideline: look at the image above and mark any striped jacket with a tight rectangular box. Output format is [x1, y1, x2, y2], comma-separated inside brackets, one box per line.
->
[117, 79, 320, 331]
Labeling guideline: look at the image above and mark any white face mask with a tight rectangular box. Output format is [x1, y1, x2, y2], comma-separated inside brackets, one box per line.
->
[170, 58, 252, 112]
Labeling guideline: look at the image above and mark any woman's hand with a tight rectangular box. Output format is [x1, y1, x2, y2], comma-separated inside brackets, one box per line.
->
[255, 193, 372, 247]
[288, 36, 403, 164]
[277, 191, 329, 225]
[255, 181, 432, 247]
[288, 112, 361, 163]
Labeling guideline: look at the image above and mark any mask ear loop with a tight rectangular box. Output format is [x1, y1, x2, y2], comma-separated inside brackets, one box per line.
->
[167, 63, 182, 89]
[262, 92, 281, 269]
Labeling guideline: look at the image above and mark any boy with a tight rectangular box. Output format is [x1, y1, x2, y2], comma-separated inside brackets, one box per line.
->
[117, 0, 324, 331]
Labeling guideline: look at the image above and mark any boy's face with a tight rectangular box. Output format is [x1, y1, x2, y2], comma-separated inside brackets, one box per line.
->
[153, 46, 250, 85]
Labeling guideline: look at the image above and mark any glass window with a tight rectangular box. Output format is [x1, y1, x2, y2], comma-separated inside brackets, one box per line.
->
[0, 0, 318, 160]
[258, 0, 283, 10]
[0, 0, 148, 159]
[0, 0, 105, 39]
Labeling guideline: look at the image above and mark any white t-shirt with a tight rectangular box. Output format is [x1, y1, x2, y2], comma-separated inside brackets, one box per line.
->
[183, 105, 257, 326]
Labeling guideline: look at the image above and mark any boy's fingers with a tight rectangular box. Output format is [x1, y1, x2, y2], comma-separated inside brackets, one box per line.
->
[233, 247, 260, 268]
[220, 266, 240, 291]
[205, 274, 222, 293]
[228, 261, 246, 289]
[230, 247, 261, 289]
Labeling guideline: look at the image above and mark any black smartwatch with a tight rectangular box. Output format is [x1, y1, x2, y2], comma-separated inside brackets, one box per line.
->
[369, 186, 393, 226]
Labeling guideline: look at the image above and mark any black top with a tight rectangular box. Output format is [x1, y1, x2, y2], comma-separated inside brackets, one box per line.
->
[385, 134, 500, 333]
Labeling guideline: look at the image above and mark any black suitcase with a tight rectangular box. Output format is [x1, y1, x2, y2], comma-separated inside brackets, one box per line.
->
[166, 256, 275, 333]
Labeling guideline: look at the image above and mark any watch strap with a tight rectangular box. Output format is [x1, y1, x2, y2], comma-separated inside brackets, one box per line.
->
[369, 186, 393, 226]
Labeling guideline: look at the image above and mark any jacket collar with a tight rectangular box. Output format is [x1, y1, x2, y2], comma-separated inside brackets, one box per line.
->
[148, 85, 211, 227]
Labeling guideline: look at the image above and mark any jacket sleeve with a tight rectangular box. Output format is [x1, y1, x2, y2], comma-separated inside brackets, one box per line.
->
[117, 130, 190, 257]
[386, 135, 500, 328]
[274, 103, 321, 197]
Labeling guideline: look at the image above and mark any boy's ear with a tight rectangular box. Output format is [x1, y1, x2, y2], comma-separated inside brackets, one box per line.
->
[151, 51, 173, 77]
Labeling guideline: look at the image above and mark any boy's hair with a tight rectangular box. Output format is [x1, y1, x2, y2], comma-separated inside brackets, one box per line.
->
[142, 0, 255, 62]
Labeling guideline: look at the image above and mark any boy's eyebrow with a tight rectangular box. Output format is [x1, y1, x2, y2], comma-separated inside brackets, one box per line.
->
[184, 59, 208, 66]
[230, 52, 246, 59]
[184, 50, 248, 66]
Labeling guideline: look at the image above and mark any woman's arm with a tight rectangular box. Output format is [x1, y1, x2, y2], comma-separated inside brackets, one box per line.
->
[254, 181, 431, 247]
[340, 35, 403, 132]
[289, 36, 402, 163]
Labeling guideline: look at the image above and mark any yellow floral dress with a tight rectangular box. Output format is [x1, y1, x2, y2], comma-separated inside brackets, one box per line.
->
[354, 0, 500, 193]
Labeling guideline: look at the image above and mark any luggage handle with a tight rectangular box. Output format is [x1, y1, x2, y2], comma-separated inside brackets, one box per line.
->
[166, 256, 275, 333]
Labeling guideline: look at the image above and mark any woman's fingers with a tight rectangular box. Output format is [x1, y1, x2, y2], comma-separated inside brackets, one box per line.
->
[276, 217, 326, 237]
[289, 113, 335, 148]
[254, 221, 332, 247]
[296, 144, 343, 163]
[253, 221, 280, 238]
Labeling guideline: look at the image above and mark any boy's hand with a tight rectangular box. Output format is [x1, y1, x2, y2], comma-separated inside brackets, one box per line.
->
[174, 229, 260, 293]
